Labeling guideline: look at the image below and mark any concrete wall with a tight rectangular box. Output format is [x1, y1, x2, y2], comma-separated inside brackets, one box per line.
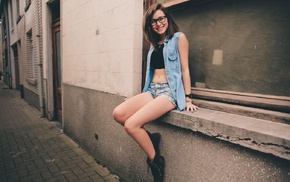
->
[63, 84, 290, 182]
[62, 0, 143, 98]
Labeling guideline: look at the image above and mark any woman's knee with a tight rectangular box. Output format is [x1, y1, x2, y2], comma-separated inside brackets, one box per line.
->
[112, 107, 126, 125]
[124, 120, 137, 135]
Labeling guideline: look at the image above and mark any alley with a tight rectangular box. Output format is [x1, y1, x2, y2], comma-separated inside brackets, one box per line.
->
[0, 81, 122, 182]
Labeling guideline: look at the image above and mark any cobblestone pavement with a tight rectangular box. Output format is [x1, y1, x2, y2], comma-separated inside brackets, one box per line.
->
[0, 81, 123, 182]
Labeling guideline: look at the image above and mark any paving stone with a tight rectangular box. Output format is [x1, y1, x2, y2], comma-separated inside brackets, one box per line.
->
[71, 166, 85, 176]
[21, 173, 43, 181]
[0, 81, 123, 181]
[56, 178, 69, 182]
[29, 167, 49, 175]
[34, 159, 45, 166]
[93, 164, 112, 177]
[77, 170, 98, 180]
[55, 159, 67, 168]
[82, 155, 96, 164]
[104, 174, 120, 182]
[0, 176, 7, 181]
[17, 168, 29, 178]
[22, 153, 32, 160]
[32, 176, 44, 182]
[26, 163, 38, 172]
[77, 161, 91, 169]
[106, 178, 121, 182]
[66, 156, 83, 165]
[78, 177, 93, 182]
[66, 150, 78, 158]
[0, 165, 6, 175]
[50, 174, 66, 181]
[41, 170, 54, 180]
[59, 163, 78, 171]
[90, 174, 106, 182]
[64, 171, 78, 181]
[48, 165, 59, 173]
[5, 172, 20, 182]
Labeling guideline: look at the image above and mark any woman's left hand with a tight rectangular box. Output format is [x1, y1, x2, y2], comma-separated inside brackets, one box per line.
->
[185, 101, 199, 112]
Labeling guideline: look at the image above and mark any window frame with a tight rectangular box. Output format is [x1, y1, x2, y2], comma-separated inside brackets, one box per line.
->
[26, 30, 35, 79]
[25, 0, 31, 12]
[9, 0, 14, 30]
[16, 0, 20, 23]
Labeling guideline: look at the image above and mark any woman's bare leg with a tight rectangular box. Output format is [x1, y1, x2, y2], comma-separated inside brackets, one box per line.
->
[124, 96, 175, 160]
[112, 93, 153, 125]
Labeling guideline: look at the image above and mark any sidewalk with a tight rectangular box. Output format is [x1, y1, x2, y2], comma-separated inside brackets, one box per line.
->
[0, 81, 123, 182]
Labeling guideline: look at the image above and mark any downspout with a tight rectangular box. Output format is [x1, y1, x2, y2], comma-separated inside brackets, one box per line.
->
[4, 1, 11, 88]
[35, 0, 44, 116]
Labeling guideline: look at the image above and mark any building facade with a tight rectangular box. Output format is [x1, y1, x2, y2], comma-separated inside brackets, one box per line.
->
[0, 0, 61, 120]
[1, 0, 290, 181]
[61, 0, 290, 181]
[1, 0, 42, 107]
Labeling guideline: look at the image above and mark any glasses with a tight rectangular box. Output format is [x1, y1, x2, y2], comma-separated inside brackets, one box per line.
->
[151, 16, 167, 27]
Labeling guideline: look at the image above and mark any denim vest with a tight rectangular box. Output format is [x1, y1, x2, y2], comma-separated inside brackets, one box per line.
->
[143, 32, 186, 111]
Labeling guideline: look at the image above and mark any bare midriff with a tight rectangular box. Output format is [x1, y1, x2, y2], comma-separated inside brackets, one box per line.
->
[152, 69, 168, 83]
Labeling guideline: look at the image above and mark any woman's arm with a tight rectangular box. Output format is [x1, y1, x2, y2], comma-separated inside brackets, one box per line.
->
[178, 33, 199, 111]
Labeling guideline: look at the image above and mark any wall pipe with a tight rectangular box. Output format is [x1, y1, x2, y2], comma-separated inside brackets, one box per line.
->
[4, 1, 11, 88]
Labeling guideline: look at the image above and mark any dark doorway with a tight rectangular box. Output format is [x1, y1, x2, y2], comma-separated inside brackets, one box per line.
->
[51, 0, 62, 122]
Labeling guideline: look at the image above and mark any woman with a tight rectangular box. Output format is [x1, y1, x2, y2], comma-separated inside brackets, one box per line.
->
[112, 3, 199, 181]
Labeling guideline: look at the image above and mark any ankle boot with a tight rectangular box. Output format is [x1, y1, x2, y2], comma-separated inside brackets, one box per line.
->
[146, 131, 161, 156]
[147, 155, 165, 182]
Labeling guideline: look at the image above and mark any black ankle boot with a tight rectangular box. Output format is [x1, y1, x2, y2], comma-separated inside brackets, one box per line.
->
[146, 131, 161, 156]
[147, 155, 165, 182]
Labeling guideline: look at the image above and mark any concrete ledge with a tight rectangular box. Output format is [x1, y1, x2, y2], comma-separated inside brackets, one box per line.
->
[192, 99, 290, 124]
[160, 108, 290, 161]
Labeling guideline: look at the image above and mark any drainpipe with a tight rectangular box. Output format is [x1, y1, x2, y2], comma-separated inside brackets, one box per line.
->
[3, 1, 12, 88]
[35, 0, 44, 117]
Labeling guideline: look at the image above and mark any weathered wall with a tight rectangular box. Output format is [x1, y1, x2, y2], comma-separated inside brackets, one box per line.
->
[62, 0, 143, 98]
[63, 84, 290, 182]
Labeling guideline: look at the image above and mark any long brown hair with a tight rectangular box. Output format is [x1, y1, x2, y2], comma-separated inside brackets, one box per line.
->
[143, 3, 179, 46]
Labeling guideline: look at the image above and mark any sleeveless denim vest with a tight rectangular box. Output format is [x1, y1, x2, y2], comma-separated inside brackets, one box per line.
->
[143, 32, 186, 111]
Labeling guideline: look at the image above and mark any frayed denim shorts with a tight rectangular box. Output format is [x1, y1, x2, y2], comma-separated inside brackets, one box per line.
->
[145, 82, 177, 107]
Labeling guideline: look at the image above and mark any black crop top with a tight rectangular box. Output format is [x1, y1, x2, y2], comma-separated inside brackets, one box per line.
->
[150, 44, 165, 70]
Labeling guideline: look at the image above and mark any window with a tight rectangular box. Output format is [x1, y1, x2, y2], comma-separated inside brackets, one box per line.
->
[25, 0, 31, 11]
[27, 31, 35, 78]
[9, 1, 14, 28]
[16, 0, 21, 23]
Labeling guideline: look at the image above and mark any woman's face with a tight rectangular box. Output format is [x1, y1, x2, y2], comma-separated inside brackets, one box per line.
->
[151, 10, 168, 36]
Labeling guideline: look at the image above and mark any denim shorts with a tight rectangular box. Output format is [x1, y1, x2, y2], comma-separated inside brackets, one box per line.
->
[145, 82, 177, 107]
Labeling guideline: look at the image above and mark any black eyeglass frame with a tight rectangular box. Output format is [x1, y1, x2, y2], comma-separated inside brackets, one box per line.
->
[151, 16, 167, 26]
